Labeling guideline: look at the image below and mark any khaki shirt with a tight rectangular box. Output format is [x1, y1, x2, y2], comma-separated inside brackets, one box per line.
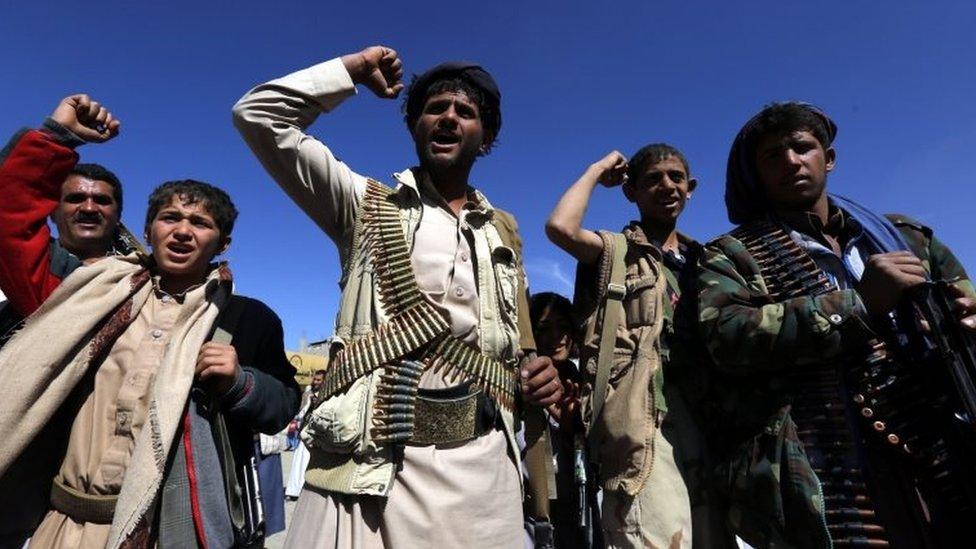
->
[233, 58, 527, 497]
[31, 292, 184, 549]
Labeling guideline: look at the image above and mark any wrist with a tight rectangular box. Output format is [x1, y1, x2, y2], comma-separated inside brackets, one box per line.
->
[340, 52, 366, 84]
[41, 118, 86, 148]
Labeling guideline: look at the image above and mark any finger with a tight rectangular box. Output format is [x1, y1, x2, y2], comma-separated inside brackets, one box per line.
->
[523, 368, 558, 392]
[893, 264, 927, 278]
[107, 118, 121, 134]
[84, 101, 101, 122]
[962, 314, 976, 331]
[390, 83, 405, 97]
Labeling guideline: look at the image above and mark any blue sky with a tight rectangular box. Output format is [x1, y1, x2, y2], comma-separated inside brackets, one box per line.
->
[2, 2, 974, 349]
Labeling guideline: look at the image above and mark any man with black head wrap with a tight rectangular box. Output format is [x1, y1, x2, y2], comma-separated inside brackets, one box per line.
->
[234, 46, 562, 548]
[697, 102, 976, 548]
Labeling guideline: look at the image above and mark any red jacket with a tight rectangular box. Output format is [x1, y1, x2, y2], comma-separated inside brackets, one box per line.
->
[0, 121, 83, 317]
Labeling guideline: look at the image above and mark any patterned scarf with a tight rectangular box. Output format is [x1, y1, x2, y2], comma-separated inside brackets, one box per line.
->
[0, 253, 232, 548]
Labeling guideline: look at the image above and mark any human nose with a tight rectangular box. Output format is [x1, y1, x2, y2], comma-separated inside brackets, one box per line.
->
[173, 220, 193, 238]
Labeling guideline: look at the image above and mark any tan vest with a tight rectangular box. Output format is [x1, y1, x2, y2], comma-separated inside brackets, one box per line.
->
[302, 172, 534, 496]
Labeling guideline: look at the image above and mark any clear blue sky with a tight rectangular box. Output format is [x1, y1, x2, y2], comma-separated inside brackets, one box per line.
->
[3, 2, 974, 349]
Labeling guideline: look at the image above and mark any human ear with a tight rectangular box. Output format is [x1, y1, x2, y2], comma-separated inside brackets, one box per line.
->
[622, 182, 636, 203]
[219, 236, 232, 256]
[825, 146, 836, 172]
[687, 178, 698, 195]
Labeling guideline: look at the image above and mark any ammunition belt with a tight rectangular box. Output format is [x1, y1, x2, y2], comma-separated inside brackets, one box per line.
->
[846, 336, 975, 519]
[736, 221, 889, 544]
[730, 221, 834, 301]
[323, 179, 518, 445]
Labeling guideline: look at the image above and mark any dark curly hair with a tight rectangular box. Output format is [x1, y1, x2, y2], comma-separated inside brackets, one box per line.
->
[402, 77, 500, 154]
[741, 102, 833, 158]
[626, 143, 691, 183]
[144, 179, 239, 237]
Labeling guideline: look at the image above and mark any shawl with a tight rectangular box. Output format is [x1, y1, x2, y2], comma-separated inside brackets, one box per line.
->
[0, 253, 231, 547]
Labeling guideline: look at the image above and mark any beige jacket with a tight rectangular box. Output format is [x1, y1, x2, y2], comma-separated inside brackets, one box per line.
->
[233, 58, 533, 496]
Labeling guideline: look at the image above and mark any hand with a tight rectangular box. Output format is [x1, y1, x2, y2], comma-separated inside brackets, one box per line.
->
[50, 94, 121, 143]
[857, 251, 927, 316]
[195, 341, 242, 395]
[341, 46, 404, 99]
[547, 378, 581, 426]
[520, 355, 563, 407]
[591, 150, 628, 187]
[949, 283, 976, 333]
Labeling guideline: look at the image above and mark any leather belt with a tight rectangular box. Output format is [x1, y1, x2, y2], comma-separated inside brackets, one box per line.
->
[408, 384, 497, 446]
[49, 479, 117, 524]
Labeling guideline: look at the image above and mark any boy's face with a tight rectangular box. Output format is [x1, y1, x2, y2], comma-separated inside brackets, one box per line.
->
[148, 194, 229, 283]
[624, 156, 696, 226]
[753, 129, 835, 212]
[535, 306, 573, 363]
[411, 90, 485, 173]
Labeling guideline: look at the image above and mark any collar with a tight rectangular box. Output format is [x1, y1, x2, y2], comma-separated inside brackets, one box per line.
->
[774, 203, 849, 243]
[393, 168, 495, 219]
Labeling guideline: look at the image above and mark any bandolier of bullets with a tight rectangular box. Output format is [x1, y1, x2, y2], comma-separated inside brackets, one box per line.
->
[730, 221, 835, 301]
[736, 221, 891, 547]
[321, 180, 519, 444]
[846, 329, 974, 518]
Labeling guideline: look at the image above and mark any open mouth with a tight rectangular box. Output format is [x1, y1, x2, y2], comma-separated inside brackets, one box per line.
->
[430, 129, 461, 151]
[165, 242, 194, 259]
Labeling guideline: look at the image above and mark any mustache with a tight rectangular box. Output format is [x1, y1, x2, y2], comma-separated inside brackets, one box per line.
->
[72, 212, 104, 223]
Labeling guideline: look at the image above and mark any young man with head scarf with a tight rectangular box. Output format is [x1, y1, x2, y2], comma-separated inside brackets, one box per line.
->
[547, 145, 730, 548]
[0, 175, 300, 548]
[233, 46, 562, 548]
[697, 102, 976, 548]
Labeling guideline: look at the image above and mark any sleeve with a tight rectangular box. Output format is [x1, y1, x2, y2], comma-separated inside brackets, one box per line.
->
[929, 233, 975, 299]
[222, 303, 301, 434]
[495, 210, 538, 352]
[697, 241, 872, 374]
[0, 122, 82, 316]
[232, 57, 369, 251]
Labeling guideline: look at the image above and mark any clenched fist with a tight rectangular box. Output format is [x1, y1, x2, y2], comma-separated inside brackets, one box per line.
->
[857, 251, 928, 316]
[591, 150, 628, 187]
[341, 46, 405, 99]
[50, 94, 121, 143]
[196, 341, 242, 396]
[520, 354, 564, 407]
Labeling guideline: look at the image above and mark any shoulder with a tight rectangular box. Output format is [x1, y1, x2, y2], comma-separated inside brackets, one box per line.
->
[229, 295, 282, 326]
[884, 213, 934, 258]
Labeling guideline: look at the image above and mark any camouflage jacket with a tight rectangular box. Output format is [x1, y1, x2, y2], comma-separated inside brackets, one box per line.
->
[697, 212, 974, 548]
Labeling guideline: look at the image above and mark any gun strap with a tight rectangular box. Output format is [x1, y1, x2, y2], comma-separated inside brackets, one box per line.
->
[588, 232, 628, 462]
[730, 220, 834, 300]
[523, 353, 556, 521]
[208, 297, 249, 538]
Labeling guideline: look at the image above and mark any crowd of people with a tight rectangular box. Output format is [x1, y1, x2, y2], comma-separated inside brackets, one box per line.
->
[0, 43, 974, 549]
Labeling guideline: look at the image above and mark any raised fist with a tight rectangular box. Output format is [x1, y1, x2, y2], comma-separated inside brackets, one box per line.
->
[50, 94, 121, 143]
[341, 46, 405, 99]
[593, 150, 629, 187]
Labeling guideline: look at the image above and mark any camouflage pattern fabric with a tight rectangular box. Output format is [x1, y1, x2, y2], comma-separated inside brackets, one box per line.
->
[697, 213, 974, 548]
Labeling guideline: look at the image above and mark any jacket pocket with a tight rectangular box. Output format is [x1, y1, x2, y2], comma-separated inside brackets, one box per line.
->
[301, 374, 371, 453]
[622, 271, 659, 328]
[593, 332, 659, 496]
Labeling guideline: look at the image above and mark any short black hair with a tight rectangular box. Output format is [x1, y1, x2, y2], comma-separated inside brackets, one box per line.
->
[626, 143, 691, 183]
[743, 102, 833, 153]
[530, 292, 574, 329]
[313, 369, 327, 376]
[144, 179, 238, 237]
[70, 163, 123, 214]
[402, 76, 500, 154]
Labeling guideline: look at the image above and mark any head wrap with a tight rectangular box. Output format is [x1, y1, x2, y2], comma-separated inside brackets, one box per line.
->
[404, 61, 502, 139]
[725, 102, 837, 224]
